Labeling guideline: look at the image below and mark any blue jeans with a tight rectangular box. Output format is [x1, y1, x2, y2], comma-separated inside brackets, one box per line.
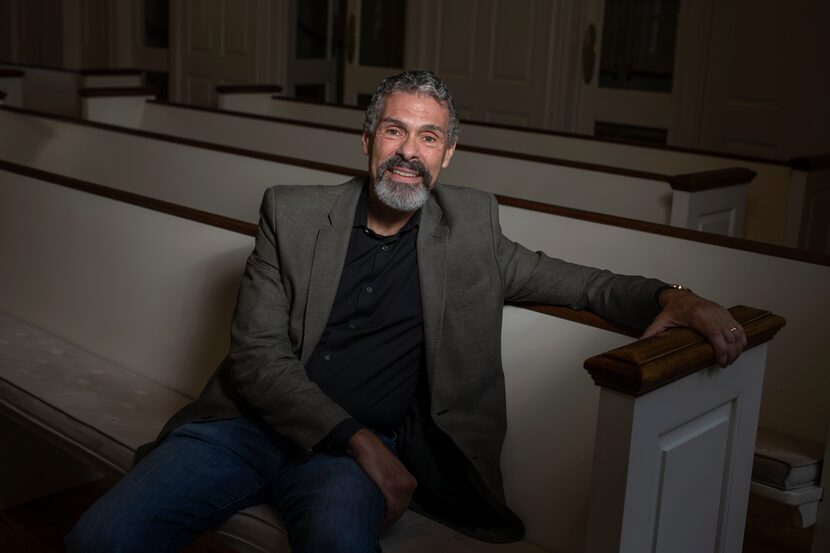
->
[66, 417, 390, 553]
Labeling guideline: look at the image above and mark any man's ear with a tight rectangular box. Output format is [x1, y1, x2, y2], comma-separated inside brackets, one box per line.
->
[441, 142, 457, 168]
[361, 131, 370, 156]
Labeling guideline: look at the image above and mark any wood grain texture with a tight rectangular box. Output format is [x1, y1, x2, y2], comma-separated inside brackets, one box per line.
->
[668, 167, 757, 191]
[78, 68, 143, 76]
[790, 153, 830, 171]
[583, 306, 786, 396]
[215, 84, 283, 94]
[78, 86, 157, 98]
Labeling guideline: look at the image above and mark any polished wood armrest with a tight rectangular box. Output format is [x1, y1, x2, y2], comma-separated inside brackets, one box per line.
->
[584, 305, 785, 396]
[668, 167, 757, 191]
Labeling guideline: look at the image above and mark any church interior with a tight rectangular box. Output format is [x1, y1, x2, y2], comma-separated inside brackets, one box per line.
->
[0, 0, 828, 552]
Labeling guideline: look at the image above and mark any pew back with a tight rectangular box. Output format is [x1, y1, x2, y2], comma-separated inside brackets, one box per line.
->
[0, 108, 352, 223]
[261, 97, 802, 247]
[1, 104, 826, 443]
[0, 63, 141, 117]
[121, 101, 751, 235]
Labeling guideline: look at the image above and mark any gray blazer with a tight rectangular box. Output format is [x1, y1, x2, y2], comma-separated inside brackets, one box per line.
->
[148, 177, 666, 540]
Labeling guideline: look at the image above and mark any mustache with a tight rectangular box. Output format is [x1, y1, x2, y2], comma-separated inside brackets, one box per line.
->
[377, 156, 432, 185]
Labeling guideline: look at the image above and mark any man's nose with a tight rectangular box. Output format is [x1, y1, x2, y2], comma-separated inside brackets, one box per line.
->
[396, 134, 419, 160]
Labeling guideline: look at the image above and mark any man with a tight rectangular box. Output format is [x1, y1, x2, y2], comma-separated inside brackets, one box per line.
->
[68, 70, 746, 552]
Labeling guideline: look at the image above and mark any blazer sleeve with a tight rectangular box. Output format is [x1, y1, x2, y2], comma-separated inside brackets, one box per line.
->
[226, 187, 351, 451]
[489, 194, 667, 329]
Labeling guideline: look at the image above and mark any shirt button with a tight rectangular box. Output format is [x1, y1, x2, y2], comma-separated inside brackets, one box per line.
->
[366, 286, 373, 294]
[381, 245, 389, 251]
[322, 353, 331, 361]
[348, 323, 356, 330]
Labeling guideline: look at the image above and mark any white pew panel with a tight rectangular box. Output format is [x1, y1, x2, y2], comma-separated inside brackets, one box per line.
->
[0, 108, 350, 223]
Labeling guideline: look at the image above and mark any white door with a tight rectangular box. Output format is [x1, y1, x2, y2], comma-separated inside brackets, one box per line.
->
[341, 0, 416, 106]
[171, 0, 267, 106]
[573, 0, 711, 146]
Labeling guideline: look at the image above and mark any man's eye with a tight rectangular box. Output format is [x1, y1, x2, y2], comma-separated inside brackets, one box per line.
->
[385, 128, 401, 136]
[422, 135, 437, 143]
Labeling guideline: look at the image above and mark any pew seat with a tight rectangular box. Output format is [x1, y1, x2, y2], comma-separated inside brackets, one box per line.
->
[0, 312, 547, 553]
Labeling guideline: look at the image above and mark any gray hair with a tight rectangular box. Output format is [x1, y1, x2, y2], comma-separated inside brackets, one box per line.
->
[363, 70, 460, 145]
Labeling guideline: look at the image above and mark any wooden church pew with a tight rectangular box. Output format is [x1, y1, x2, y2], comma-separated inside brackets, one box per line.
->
[255, 95, 829, 251]
[0, 62, 142, 117]
[0, 161, 784, 552]
[1, 104, 828, 453]
[77, 98, 753, 239]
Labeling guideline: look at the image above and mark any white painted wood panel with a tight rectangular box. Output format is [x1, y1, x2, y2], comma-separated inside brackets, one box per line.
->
[172, 0, 267, 106]
[586, 346, 766, 553]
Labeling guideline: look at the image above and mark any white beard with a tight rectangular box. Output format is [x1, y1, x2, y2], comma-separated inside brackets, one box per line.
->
[374, 175, 430, 212]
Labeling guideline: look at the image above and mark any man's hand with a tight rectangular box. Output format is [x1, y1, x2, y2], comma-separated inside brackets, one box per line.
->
[642, 288, 747, 367]
[348, 428, 417, 530]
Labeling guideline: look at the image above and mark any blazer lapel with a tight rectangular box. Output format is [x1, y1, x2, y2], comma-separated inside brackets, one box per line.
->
[417, 194, 449, 389]
[301, 181, 363, 364]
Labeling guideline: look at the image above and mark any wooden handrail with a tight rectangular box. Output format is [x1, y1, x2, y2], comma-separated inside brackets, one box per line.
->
[0, 69, 25, 78]
[0, 159, 256, 237]
[789, 153, 830, 171]
[584, 305, 786, 396]
[495, 195, 830, 266]
[79, 87, 157, 98]
[668, 167, 757, 192]
[216, 84, 283, 94]
[79, 68, 143, 76]
[3, 104, 830, 267]
[270, 96, 793, 167]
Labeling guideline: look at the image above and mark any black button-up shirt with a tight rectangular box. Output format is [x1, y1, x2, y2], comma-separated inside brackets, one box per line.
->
[307, 186, 424, 452]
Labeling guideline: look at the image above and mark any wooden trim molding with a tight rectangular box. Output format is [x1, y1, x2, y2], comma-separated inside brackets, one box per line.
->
[273, 95, 364, 111]
[78, 87, 157, 98]
[584, 305, 786, 396]
[215, 84, 283, 94]
[0, 69, 25, 78]
[79, 68, 143, 76]
[668, 167, 757, 192]
[271, 96, 791, 168]
[510, 303, 641, 338]
[0, 60, 76, 73]
[789, 154, 830, 172]
[0, 159, 257, 237]
[495, 194, 830, 267]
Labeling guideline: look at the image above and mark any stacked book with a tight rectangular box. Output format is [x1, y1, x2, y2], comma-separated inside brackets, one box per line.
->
[751, 427, 825, 528]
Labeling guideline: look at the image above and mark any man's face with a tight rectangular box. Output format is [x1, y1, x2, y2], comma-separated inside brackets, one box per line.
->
[361, 91, 456, 212]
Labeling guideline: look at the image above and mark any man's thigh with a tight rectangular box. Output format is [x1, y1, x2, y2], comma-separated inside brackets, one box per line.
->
[67, 417, 286, 553]
[275, 433, 395, 553]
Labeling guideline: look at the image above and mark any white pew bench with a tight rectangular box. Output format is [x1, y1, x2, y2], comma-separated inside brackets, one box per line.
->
[75, 98, 753, 238]
[258, 96, 829, 250]
[0, 162, 785, 552]
[1, 103, 828, 452]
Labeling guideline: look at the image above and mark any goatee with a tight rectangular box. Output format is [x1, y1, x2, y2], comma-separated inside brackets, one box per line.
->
[374, 156, 432, 212]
